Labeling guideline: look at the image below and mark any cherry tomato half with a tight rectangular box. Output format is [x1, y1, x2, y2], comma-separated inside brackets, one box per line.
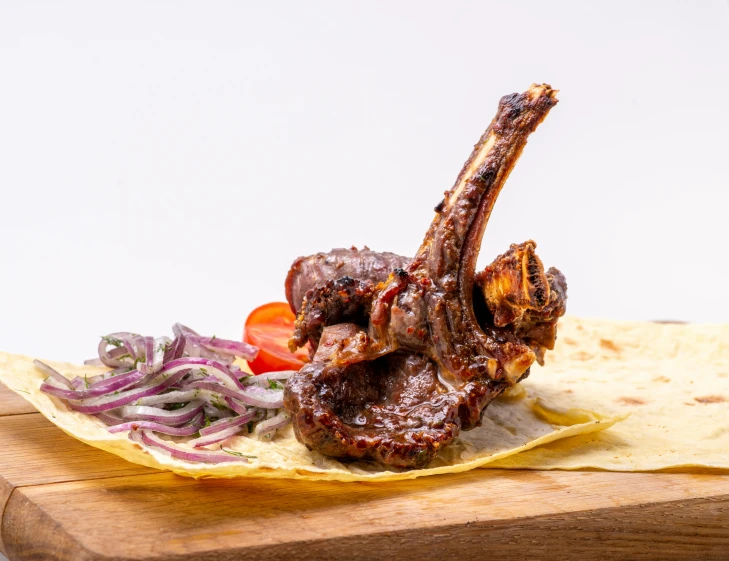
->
[243, 302, 308, 374]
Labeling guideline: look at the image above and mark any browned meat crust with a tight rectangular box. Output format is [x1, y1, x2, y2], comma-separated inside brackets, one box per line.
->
[475, 242, 568, 364]
[284, 85, 562, 468]
[285, 248, 409, 314]
[288, 243, 567, 363]
[288, 276, 378, 356]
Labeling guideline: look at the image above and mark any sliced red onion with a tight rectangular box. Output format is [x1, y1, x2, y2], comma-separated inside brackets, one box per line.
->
[122, 336, 138, 361]
[236, 385, 284, 409]
[182, 382, 248, 400]
[170, 328, 243, 365]
[70, 377, 85, 388]
[75, 366, 130, 388]
[88, 368, 144, 390]
[185, 337, 202, 358]
[172, 323, 200, 338]
[134, 389, 199, 406]
[188, 424, 245, 448]
[224, 396, 248, 416]
[33, 360, 75, 389]
[83, 358, 105, 367]
[129, 335, 146, 361]
[118, 400, 203, 425]
[131, 429, 249, 464]
[149, 337, 169, 374]
[203, 400, 235, 419]
[244, 370, 296, 383]
[254, 411, 291, 439]
[95, 411, 123, 425]
[183, 380, 284, 409]
[194, 336, 258, 361]
[109, 413, 203, 436]
[69, 370, 189, 414]
[39, 323, 278, 465]
[41, 368, 147, 400]
[163, 334, 186, 364]
[98, 333, 136, 367]
[137, 336, 154, 375]
[160, 357, 244, 390]
[199, 409, 260, 436]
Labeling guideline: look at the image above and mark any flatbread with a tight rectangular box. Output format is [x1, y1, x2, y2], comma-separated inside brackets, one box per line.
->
[0, 346, 619, 482]
[488, 317, 729, 471]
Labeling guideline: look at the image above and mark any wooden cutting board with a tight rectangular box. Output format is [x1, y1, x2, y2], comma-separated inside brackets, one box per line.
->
[1, 383, 728, 561]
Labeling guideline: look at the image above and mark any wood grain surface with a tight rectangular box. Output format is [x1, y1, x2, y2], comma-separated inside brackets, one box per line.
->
[1, 381, 728, 560]
[0, 385, 35, 417]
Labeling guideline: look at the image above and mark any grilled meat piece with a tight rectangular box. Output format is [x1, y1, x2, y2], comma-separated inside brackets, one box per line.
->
[285, 248, 409, 314]
[289, 244, 567, 361]
[284, 84, 562, 468]
[289, 276, 378, 356]
[477, 241, 552, 328]
[512, 266, 567, 365]
[475, 241, 567, 364]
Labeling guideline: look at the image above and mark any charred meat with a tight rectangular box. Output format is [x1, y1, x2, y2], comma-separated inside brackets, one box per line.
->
[285, 248, 409, 315]
[284, 84, 566, 468]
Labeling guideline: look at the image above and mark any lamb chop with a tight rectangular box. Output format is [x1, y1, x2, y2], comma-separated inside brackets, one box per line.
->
[287, 241, 565, 365]
[283, 84, 565, 468]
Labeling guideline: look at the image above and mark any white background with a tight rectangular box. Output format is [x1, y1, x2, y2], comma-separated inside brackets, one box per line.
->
[0, 3, 727, 560]
[1, 1, 728, 371]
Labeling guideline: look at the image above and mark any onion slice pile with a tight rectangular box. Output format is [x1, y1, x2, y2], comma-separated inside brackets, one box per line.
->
[37, 324, 297, 464]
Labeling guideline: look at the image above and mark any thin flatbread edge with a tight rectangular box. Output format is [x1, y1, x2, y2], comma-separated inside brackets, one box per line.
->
[0, 349, 621, 483]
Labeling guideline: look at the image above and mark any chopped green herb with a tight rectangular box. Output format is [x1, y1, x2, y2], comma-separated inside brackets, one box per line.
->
[211, 335, 217, 341]
[114, 390, 120, 395]
[204, 417, 212, 428]
[84, 375, 90, 389]
[116, 353, 131, 361]
[13, 388, 30, 394]
[102, 336, 123, 347]
[220, 446, 256, 459]
[239, 375, 252, 384]
[210, 396, 230, 411]
[165, 402, 190, 411]
[199, 367, 208, 376]
[268, 379, 284, 390]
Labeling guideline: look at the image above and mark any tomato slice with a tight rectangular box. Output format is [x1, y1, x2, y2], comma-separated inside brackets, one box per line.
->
[243, 302, 308, 374]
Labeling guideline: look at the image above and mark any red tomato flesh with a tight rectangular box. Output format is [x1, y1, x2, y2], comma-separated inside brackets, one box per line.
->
[243, 302, 308, 374]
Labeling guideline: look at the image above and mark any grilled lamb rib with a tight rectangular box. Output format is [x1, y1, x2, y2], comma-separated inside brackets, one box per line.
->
[284, 84, 564, 468]
[288, 242, 566, 366]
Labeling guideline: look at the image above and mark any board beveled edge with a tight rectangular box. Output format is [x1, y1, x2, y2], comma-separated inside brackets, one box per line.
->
[0, 478, 13, 557]
[0, 465, 158, 559]
[2, 482, 729, 561]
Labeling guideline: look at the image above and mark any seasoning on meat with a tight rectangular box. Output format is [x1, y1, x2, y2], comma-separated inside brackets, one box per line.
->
[285, 248, 409, 315]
